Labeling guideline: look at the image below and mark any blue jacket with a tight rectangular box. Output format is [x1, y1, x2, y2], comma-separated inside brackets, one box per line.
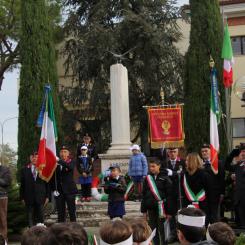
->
[128, 153, 148, 177]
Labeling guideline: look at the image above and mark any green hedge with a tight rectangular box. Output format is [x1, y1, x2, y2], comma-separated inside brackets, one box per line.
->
[7, 185, 27, 235]
[236, 233, 245, 245]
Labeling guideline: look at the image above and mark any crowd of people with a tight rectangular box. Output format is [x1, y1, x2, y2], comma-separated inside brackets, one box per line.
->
[0, 210, 237, 245]
[0, 132, 245, 244]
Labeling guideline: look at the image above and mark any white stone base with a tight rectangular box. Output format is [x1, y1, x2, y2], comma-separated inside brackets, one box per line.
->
[106, 143, 132, 155]
[99, 153, 132, 175]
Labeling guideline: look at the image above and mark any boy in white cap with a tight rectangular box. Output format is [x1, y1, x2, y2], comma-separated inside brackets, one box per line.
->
[128, 144, 148, 200]
[77, 145, 93, 202]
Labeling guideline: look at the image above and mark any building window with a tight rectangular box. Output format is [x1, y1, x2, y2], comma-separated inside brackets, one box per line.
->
[231, 36, 245, 55]
[232, 118, 245, 138]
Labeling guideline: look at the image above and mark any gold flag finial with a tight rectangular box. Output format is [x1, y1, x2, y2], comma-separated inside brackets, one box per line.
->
[160, 87, 164, 105]
[209, 55, 215, 68]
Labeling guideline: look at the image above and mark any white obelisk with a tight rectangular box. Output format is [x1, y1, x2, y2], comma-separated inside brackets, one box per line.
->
[106, 63, 131, 155]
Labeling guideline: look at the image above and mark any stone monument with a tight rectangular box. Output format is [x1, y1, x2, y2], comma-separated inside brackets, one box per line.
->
[99, 63, 132, 174]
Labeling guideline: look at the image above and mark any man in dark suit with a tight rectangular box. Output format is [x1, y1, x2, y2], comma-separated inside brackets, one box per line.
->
[200, 144, 225, 224]
[163, 147, 185, 243]
[77, 133, 97, 160]
[50, 146, 77, 222]
[225, 144, 245, 227]
[20, 152, 49, 227]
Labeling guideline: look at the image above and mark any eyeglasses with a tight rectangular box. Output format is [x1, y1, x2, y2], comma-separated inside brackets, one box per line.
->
[201, 150, 209, 153]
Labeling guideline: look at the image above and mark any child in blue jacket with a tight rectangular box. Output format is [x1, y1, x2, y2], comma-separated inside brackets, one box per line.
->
[128, 144, 148, 200]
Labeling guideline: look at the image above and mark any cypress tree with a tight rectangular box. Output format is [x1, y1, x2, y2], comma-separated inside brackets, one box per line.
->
[17, 0, 60, 171]
[184, 0, 226, 154]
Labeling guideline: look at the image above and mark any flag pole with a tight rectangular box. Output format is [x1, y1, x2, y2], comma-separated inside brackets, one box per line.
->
[222, 9, 232, 152]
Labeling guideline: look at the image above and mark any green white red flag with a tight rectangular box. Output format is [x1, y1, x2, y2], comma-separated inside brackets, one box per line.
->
[36, 85, 58, 182]
[210, 67, 220, 174]
[183, 174, 206, 208]
[222, 24, 234, 88]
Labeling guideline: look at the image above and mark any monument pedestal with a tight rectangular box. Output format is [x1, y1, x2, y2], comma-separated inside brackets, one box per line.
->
[99, 153, 131, 175]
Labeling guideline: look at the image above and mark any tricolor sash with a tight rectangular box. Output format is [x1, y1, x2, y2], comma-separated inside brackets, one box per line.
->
[183, 174, 206, 208]
[146, 175, 166, 218]
[124, 180, 134, 200]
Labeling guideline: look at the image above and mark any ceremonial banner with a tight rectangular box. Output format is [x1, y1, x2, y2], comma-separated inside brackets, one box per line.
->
[210, 67, 220, 174]
[36, 85, 58, 182]
[148, 106, 184, 148]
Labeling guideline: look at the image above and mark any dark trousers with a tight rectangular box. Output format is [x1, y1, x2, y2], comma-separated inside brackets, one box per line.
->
[237, 199, 245, 227]
[81, 184, 91, 198]
[207, 202, 219, 224]
[133, 182, 143, 199]
[0, 197, 8, 240]
[26, 203, 44, 227]
[55, 193, 76, 222]
[148, 209, 166, 245]
[169, 215, 177, 239]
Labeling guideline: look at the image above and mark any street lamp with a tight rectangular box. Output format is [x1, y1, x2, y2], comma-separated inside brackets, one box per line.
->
[0, 116, 18, 165]
[234, 76, 245, 106]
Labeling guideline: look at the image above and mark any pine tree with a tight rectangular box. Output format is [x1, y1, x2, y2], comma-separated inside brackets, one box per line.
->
[17, 0, 61, 171]
[184, 0, 226, 153]
[62, 0, 184, 153]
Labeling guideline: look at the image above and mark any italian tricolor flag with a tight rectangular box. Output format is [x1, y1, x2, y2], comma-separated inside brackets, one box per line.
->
[210, 68, 220, 174]
[222, 24, 234, 88]
[36, 86, 58, 182]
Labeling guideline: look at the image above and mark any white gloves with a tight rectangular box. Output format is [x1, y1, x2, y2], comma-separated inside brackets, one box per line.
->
[166, 169, 173, 176]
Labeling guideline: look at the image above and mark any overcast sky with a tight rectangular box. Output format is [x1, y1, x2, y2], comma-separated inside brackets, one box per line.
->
[0, 0, 189, 153]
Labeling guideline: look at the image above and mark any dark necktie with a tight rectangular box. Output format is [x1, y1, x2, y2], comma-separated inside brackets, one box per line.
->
[205, 160, 211, 167]
[171, 160, 176, 169]
[32, 167, 37, 181]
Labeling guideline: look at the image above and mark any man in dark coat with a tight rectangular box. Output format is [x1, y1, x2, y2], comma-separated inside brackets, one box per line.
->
[141, 158, 174, 245]
[50, 146, 77, 222]
[0, 163, 11, 240]
[225, 144, 245, 227]
[77, 133, 97, 160]
[200, 144, 225, 224]
[20, 152, 49, 227]
[161, 147, 185, 243]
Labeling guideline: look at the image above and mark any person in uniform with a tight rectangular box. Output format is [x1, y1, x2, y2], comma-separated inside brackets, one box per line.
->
[163, 147, 185, 243]
[20, 152, 49, 227]
[77, 133, 97, 160]
[200, 144, 225, 224]
[225, 144, 245, 227]
[50, 146, 77, 222]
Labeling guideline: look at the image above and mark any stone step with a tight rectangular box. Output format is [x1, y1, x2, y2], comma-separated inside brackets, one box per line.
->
[46, 212, 143, 227]
[45, 201, 142, 227]
[76, 201, 140, 207]
[49, 211, 142, 219]
[76, 205, 140, 212]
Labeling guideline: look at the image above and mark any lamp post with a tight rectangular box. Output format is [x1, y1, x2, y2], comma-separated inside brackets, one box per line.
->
[0, 116, 18, 165]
